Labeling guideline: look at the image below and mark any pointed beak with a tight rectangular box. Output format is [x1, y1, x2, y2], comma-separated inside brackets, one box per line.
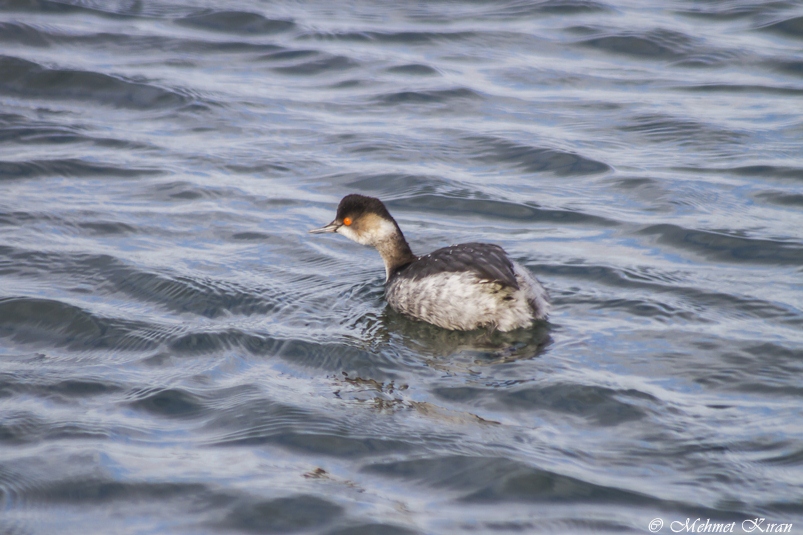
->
[309, 220, 340, 234]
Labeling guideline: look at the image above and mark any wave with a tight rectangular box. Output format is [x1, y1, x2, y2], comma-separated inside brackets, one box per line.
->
[574, 27, 698, 59]
[760, 14, 803, 39]
[175, 10, 295, 35]
[0, 55, 192, 109]
[619, 113, 746, 147]
[270, 54, 360, 76]
[0, 158, 161, 180]
[0, 296, 165, 351]
[674, 164, 803, 181]
[372, 87, 482, 106]
[638, 223, 803, 266]
[435, 383, 653, 425]
[461, 135, 611, 175]
[389, 194, 617, 226]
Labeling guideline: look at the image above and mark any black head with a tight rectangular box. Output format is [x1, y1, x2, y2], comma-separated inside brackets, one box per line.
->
[335, 194, 394, 224]
[309, 193, 415, 273]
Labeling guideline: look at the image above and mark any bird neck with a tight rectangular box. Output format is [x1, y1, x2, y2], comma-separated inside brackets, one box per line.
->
[375, 226, 416, 281]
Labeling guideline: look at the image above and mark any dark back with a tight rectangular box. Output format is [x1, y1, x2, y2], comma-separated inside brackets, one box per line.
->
[393, 242, 520, 289]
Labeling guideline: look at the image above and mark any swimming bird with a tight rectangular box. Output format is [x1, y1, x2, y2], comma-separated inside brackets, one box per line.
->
[310, 194, 550, 331]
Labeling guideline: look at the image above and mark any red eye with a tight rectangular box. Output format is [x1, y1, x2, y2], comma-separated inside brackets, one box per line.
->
[343, 217, 352, 226]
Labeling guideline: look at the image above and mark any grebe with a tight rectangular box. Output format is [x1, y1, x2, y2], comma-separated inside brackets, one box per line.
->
[310, 194, 550, 331]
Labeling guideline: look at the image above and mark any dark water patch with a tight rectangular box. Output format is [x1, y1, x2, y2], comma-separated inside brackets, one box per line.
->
[675, 164, 803, 181]
[389, 194, 618, 227]
[0, 0, 133, 18]
[150, 182, 205, 200]
[327, 523, 420, 535]
[128, 388, 206, 418]
[0, 21, 50, 47]
[33, 477, 216, 505]
[182, 39, 283, 55]
[547, 261, 799, 324]
[675, 1, 795, 21]
[709, 342, 803, 397]
[0, 123, 156, 151]
[637, 224, 803, 266]
[107, 268, 279, 319]
[543, 262, 680, 290]
[372, 88, 481, 107]
[39, 31, 286, 56]
[324, 78, 368, 90]
[257, 49, 319, 62]
[462, 135, 611, 175]
[272, 54, 360, 76]
[218, 494, 343, 533]
[0, 214, 36, 229]
[581, 296, 702, 322]
[671, 50, 744, 68]
[729, 165, 803, 180]
[0, 245, 92, 281]
[503, 0, 610, 15]
[772, 58, 803, 77]
[127, 383, 258, 421]
[220, 429, 413, 458]
[0, 375, 123, 400]
[207, 398, 411, 457]
[755, 191, 803, 208]
[0, 411, 109, 444]
[47, 379, 122, 397]
[482, 519, 633, 533]
[305, 30, 481, 45]
[339, 172, 452, 196]
[76, 221, 137, 236]
[0, 247, 131, 292]
[169, 329, 278, 355]
[0, 158, 161, 180]
[604, 176, 675, 212]
[576, 28, 698, 59]
[619, 113, 745, 146]
[679, 288, 801, 326]
[610, 176, 659, 190]
[0, 297, 164, 351]
[0, 55, 190, 109]
[232, 231, 271, 241]
[176, 11, 295, 35]
[0, 112, 29, 126]
[275, 339, 398, 373]
[0, 247, 300, 324]
[677, 84, 803, 96]
[434, 384, 652, 425]
[335, 136, 428, 160]
[0, 412, 44, 444]
[385, 64, 440, 76]
[363, 455, 756, 527]
[141, 180, 250, 202]
[461, 465, 674, 508]
[761, 14, 803, 40]
[225, 162, 292, 174]
[657, 336, 803, 401]
[761, 447, 803, 466]
[364, 456, 659, 505]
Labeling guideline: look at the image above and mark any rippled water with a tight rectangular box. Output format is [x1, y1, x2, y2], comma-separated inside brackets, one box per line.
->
[2, 1, 803, 533]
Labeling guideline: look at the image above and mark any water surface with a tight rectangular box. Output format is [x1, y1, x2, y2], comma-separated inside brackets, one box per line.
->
[1, 0, 803, 533]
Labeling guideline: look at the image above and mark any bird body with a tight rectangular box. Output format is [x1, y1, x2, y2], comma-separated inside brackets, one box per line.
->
[310, 194, 549, 331]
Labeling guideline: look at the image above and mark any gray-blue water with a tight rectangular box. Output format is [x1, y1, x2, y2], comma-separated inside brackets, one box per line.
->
[2, 1, 803, 534]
